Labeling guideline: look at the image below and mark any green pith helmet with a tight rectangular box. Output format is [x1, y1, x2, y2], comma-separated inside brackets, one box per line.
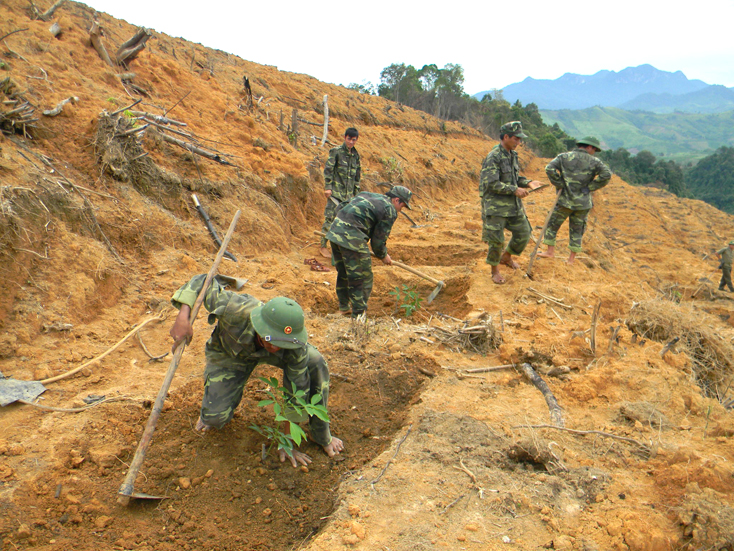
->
[577, 136, 602, 151]
[250, 297, 307, 349]
[387, 185, 413, 210]
[729, 240, 734, 245]
[499, 121, 528, 138]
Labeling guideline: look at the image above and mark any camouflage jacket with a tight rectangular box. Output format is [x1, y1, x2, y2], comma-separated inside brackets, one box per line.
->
[546, 148, 612, 210]
[479, 144, 530, 217]
[324, 143, 361, 201]
[718, 247, 734, 267]
[325, 192, 397, 258]
[171, 274, 313, 406]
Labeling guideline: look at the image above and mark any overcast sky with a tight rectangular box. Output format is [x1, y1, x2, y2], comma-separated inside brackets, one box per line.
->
[81, 0, 734, 95]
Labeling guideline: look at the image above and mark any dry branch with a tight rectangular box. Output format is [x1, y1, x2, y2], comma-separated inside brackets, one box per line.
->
[527, 287, 573, 309]
[590, 300, 601, 355]
[42, 96, 77, 117]
[513, 424, 651, 454]
[157, 131, 234, 166]
[31, 0, 66, 21]
[129, 110, 187, 126]
[371, 424, 412, 485]
[321, 94, 329, 147]
[517, 363, 564, 427]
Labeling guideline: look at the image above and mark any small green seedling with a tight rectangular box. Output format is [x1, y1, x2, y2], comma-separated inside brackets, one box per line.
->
[390, 284, 424, 317]
[250, 376, 328, 460]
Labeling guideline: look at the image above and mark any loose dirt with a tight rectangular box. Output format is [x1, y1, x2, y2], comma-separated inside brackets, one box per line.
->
[1, 2, 733, 550]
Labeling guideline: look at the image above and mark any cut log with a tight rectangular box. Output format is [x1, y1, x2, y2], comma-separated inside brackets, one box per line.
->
[320, 95, 328, 147]
[116, 27, 152, 66]
[48, 22, 62, 38]
[518, 363, 564, 427]
[89, 21, 114, 67]
[42, 96, 78, 117]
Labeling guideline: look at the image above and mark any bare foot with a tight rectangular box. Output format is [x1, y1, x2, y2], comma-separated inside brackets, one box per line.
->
[567, 252, 577, 265]
[319, 247, 331, 258]
[499, 253, 520, 270]
[195, 416, 212, 433]
[538, 251, 555, 258]
[491, 270, 506, 284]
[323, 437, 344, 458]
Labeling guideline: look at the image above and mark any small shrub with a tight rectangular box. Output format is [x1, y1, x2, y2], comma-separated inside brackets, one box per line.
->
[390, 284, 424, 317]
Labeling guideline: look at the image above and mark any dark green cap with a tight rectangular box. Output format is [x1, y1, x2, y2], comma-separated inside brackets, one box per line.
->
[250, 297, 307, 349]
[577, 136, 602, 151]
[386, 185, 413, 210]
[729, 240, 734, 245]
[500, 121, 528, 138]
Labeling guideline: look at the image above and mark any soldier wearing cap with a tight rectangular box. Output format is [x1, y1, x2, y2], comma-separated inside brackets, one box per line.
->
[169, 274, 344, 466]
[479, 121, 544, 284]
[325, 186, 412, 317]
[716, 241, 734, 292]
[538, 136, 612, 264]
[320, 127, 361, 258]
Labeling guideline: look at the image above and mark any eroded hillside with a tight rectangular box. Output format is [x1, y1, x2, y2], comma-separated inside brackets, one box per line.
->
[1, 2, 733, 550]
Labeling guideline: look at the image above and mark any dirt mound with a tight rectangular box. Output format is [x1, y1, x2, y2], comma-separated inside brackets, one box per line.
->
[1, 1, 734, 550]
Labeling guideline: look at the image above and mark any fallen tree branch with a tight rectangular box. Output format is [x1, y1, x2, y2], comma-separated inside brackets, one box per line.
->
[136, 330, 168, 362]
[129, 110, 186, 126]
[158, 131, 235, 165]
[517, 363, 564, 427]
[115, 27, 152, 66]
[527, 287, 573, 310]
[32, 0, 66, 21]
[464, 364, 514, 374]
[0, 29, 29, 42]
[590, 300, 601, 356]
[19, 395, 130, 412]
[42, 96, 78, 117]
[512, 424, 651, 454]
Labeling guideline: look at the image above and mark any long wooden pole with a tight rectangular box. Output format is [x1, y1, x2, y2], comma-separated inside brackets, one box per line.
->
[118, 210, 241, 504]
[526, 188, 562, 277]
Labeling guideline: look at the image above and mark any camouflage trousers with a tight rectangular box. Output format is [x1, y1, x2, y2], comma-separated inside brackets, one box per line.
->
[200, 340, 332, 447]
[720, 265, 734, 292]
[331, 243, 373, 316]
[542, 206, 590, 253]
[482, 212, 531, 266]
[320, 200, 339, 248]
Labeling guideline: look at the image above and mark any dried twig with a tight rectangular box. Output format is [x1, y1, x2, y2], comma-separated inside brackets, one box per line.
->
[0, 29, 29, 42]
[512, 424, 651, 454]
[517, 363, 564, 427]
[527, 287, 573, 310]
[590, 300, 601, 356]
[136, 330, 168, 362]
[371, 424, 412, 485]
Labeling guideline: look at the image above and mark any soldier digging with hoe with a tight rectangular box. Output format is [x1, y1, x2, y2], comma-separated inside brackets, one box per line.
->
[169, 274, 344, 467]
[479, 121, 544, 284]
[538, 136, 612, 264]
[325, 185, 413, 318]
[320, 127, 361, 258]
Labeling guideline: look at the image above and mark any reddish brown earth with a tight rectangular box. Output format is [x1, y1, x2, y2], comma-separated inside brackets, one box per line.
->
[1, 2, 734, 550]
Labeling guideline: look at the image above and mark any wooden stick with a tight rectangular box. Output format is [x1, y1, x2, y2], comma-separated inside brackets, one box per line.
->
[517, 363, 564, 427]
[88, 21, 114, 67]
[320, 94, 328, 147]
[119, 210, 241, 503]
[158, 132, 234, 165]
[590, 300, 601, 356]
[371, 424, 412, 485]
[527, 188, 563, 277]
[0, 29, 29, 42]
[527, 287, 572, 309]
[464, 364, 514, 373]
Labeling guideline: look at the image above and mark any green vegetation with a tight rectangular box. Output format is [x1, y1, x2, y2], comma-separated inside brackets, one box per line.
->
[250, 376, 329, 460]
[390, 284, 424, 317]
[541, 106, 734, 165]
[599, 148, 687, 197]
[685, 147, 734, 213]
[355, 63, 575, 158]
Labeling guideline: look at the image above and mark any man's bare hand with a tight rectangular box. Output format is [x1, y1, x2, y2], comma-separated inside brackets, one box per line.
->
[324, 190, 333, 199]
[169, 306, 193, 353]
[514, 188, 529, 198]
[381, 254, 392, 265]
[279, 448, 312, 468]
[323, 437, 344, 458]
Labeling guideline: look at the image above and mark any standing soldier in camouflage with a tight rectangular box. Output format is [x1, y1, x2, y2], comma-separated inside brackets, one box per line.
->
[716, 241, 734, 292]
[480, 121, 544, 284]
[169, 274, 344, 467]
[325, 186, 412, 318]
[538, 137, 612, 264]
[320, 128, 361, 258]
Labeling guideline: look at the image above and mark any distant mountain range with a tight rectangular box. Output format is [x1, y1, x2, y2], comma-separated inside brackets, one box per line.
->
[474, 64, 734, 114]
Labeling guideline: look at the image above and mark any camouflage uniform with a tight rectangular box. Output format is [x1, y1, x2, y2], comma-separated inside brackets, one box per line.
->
[479, 143, 532, 265]
[543, 148, 612, 252]
[320, 143, 361, 247]
[325, 192, 397, 316]
[717, 246, 734, 291]
[171, 274, 332, 447]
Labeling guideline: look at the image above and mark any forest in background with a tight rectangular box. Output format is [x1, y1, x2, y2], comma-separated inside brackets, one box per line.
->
[350, 63, 734, 214]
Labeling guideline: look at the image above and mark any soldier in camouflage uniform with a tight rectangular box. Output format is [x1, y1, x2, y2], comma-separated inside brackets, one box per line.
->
[538, 137, 612, 264]
[716, 241, 734, 292]
[169, 274, 344, 467]
[325, 186, 412, 317]
[480, 121, 544, 284]
[320, 128, 361, 258]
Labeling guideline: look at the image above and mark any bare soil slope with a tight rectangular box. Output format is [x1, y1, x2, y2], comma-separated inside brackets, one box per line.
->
[1, 2, 733, 550]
